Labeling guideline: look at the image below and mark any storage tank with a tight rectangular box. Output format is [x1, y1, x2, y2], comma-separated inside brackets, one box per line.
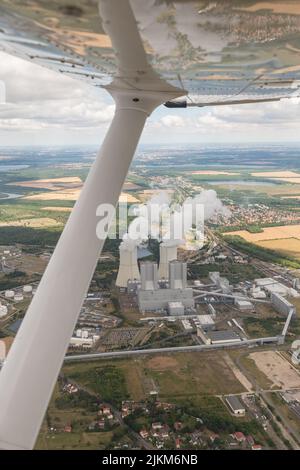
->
[5, 290, 14, 299]
[14, 294, 24, 302]
[0, 305, 8, 317]
[23, 285, 33, 293]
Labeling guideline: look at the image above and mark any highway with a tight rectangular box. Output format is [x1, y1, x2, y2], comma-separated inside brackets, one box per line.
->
[64, 335, 279, 362]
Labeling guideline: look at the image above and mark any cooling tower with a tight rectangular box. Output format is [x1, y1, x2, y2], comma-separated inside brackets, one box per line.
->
[116, 242, 140, 288]
[158, 242, 177, 279]
[169, 260, 187, 289]
[140, 262, 158, 291]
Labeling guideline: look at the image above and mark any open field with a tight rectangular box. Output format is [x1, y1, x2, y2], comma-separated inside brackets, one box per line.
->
[24, 189, 139, 203]
[24, 188, 81, 201]
[188, 170, 239, 176]
[141, 352, 246, 397]
[64, 351, 246, 402]
[239, 2, 300, 15]
[0, 217, 62, 228]
[9, 177, 82, 191]
[250, 170, 300, 185]
[281, 196, 300, 200]
[210, 181, 300, 196]
[251, 171, 300, 178]
[249, 351, 300, 390]
[118, 193, 140, 203]
[42, 206, 72, 212]
[226, 224, 300, 242]
[256, 238, 300, 260]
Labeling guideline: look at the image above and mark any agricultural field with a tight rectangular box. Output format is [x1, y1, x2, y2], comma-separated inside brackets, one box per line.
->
[256, 238, 300, 260]
[226, 225, 300, 259]
[188, 170, 239, 176]
[0, 217, 62, 228]
[226, 224, 300, 243]
[8, 176, 82, 191]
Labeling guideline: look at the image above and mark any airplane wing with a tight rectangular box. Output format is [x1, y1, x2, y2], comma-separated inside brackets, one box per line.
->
[1, 0, 300, 450]
[1, 1, 300, 104]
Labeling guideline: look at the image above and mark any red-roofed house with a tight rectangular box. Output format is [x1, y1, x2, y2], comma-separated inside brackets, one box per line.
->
[233, 432, 246, 442]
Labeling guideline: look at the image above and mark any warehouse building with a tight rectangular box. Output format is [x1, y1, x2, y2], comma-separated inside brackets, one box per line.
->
[234, 299, 253, 311]
[206, 330, 241, 345]
[225, 396, 245, 416]
[255, 278, 290, 296]
[195, 314, 215, 331]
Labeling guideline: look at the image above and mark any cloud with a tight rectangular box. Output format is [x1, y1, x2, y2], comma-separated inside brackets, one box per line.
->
[160, 115, 185, 127]
[0, 51, 114, 132]
[1, 50, 300, 144]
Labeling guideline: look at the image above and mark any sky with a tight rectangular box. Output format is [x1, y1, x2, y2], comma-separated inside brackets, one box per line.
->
[1, 51, 300, 147]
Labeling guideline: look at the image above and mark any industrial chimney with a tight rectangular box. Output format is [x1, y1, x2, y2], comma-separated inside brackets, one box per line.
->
[140, 262, 158, 291]
[158, 241, 178, 279]
[169, 260, 187, 290]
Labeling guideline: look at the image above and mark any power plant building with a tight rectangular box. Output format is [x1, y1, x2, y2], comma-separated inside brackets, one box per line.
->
[168, 301, 184, 316]
[138, 261, 194, 314]
[138, 287, 194, 313]
[209, 271, 231, 293]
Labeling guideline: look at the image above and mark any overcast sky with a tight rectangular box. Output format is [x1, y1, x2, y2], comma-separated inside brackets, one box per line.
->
[1, 51, 300, 147]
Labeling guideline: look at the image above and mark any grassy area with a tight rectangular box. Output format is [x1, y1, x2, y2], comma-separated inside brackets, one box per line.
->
[63, 352, 246, 404]
[66, 365, 129, 407]
[188, 261, 262, 283]
[243, 316, 285, 338]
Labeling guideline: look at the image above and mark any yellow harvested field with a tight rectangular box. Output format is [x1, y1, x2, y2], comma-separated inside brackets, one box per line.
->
[226, 224, 300, 242]
[251, 171, 300, 184]
[25, 189, 139, 203]
[10, 177, 82, 191]
[189, 170, 239, 175]
[252, 171, 300, 178]
[238, 2, 300, 15]
[118, 192, 140, 203]
[42, 206, 72, 212]
[249, 351, 300, 389]
[256, 238, 300, 260]
[0, 218, 62, 228]
[24, 189, 81, 201]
